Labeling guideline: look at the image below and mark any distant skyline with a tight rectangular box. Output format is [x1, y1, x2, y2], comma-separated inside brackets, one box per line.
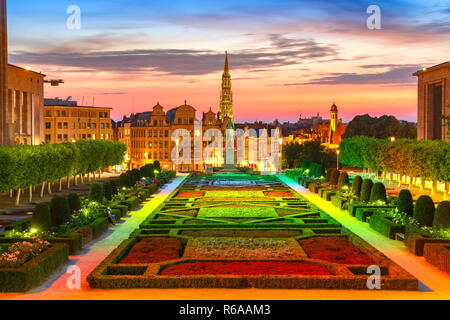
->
[6, 0, 450, 122]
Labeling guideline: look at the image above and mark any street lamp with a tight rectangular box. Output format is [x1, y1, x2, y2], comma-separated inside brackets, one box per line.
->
[336, 149, 340, 171]
[390, 136, 396, 142]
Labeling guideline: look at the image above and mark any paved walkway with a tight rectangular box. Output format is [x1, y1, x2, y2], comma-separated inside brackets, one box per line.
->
[1, 174, 449, 300]
[279, 175, 450, 298]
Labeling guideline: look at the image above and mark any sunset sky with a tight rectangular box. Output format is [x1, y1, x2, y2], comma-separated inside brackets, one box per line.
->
[6, 0, 450, 122]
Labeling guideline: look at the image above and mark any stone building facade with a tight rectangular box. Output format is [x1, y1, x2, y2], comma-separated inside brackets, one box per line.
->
[413, 62, 449, 141]
[43, 98, 113, 144]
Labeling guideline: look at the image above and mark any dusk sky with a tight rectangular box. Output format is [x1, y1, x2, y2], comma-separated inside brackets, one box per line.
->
[6, 0, 450, 122]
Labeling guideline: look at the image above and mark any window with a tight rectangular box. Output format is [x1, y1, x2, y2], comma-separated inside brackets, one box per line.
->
[63, 134, 68, 141]
[92, 134, 96, 140]
[45, 134, 51, 142]
[82, 134, 86, 139]
[61, 111, 66, 117]
[99, 112, 103, 118]
[71, 123, 75, 129]
[154, 130, 158, 137]
[45, 110, 51, 117]
[63, 122, 68, 129]
[92, 123, 96, 129]
[56, 110, 60, 117]
[106, 134, 109, 140]
[148, 131, 152, 137]
[101, 123, 105, 129]
[106, 123, 110, 129]
[45, 122, 51, 129]
[57, 134, 62, 141]
[87, 123, 91, 129]
[101, 134, 104, 140]
[165, 130, 169, 137]
[178, 118, 182, 124]
[88, 134, 92, 139]
[153, 120, 157, 126]
[57, 122, 62, 129]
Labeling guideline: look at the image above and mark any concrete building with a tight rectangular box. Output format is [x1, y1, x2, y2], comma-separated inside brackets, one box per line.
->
[413, 62, 450, 141]
[43, 98, 113, 143]
[1, 1, 46, 145]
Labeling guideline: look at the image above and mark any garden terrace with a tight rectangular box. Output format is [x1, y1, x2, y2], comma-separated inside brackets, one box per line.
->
[88, 173, 418, 290]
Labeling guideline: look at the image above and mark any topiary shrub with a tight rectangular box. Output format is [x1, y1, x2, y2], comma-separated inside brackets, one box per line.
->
[315, 164, 325, 178]
[433, 201, 450, 230]
[351, 176, 363, 198]
[119, 173, 131, 188]
[301, 159, 309, 171]
[131, 169, 141, 185]
[325, 168, 333, 182]
[337, 172, 350, 191]
[103, 180, 113, 201]
[31, 203, 52, 232]
[67, 193, 81, 213]
[396, 189, 413, 217]
[369, 182, 387, 204]
[153, 160, 161, 173]
[360, 179, 373, 203]
[89, 183, 104, 203]
[110, 179, 118, 195]
[329, 169, 340, 186]
[413, 195, 435, 227]
[50, 195, 71, 227]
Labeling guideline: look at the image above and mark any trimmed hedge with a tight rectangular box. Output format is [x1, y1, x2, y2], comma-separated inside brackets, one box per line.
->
[0, 140, 127, 194]
[369, 182, 387, 204]
[397, 189, 413, 217]
[103, 181, 113, 201]
[0, 244, 68, 292]
[351, 175, 363, 198]
[329, 169, 340, 186]
[369, 212, 405, 239]
[413, 195, 435, 227]
[67, 193, 81, 213]
[31, 203, 52, 232]
[89, 183, 104, 203]
[360, 179, 373, 203]
[50, 196, 71, 227]
[337, 172, 350, 191]
[121, 196, 140, 211]
[433, 201, 450, 230]
[340, 137, 450, 183]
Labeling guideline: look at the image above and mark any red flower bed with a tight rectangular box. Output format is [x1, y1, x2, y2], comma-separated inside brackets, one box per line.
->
[264, 191, 294, 197]
[299, 237, 375, 265]
[181, 230, 301, 237]
[175, 191, 205, 198]
[160, 261, 333, 276]
[120, 237, 183, 264]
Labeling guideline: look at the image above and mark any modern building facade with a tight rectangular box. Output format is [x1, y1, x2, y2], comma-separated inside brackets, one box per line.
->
[43, 98, 113, 143]
[413, 62, 450, 141]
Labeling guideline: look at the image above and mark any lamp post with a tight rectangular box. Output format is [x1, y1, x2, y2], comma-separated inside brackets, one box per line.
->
[336, 149, 340, 171]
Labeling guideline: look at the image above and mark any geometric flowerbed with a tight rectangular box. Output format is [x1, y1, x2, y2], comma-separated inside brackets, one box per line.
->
[87, 173, 419, 290]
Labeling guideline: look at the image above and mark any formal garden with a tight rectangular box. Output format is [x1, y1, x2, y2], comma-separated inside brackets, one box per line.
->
[87, 173, 418, 290]
[0, 139, 177, 292]
[285, 151, 450, 275]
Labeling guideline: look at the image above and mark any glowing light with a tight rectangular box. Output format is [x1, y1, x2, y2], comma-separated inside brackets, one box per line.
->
[336, 150, 340, 155]
[30, 229, 37, 234]
[279, 138, 283, 145]
[390, 136, 396, 142]
[154, 170, 159, 174]
[144, 153, 148, 158]
[25, 66, 31, 70]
